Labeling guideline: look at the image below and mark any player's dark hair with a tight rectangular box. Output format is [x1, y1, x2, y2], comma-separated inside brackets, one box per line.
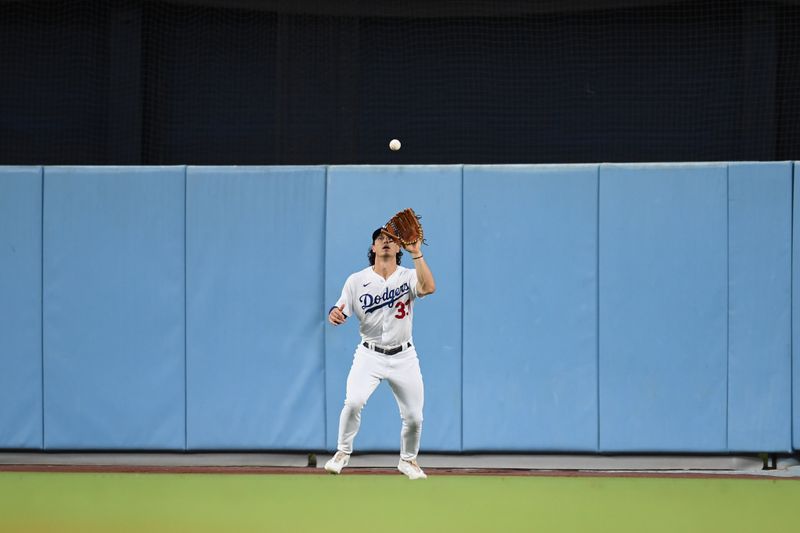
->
[369, 228, 402, 266]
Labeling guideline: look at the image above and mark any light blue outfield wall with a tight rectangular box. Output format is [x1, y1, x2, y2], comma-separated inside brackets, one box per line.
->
[462, 165, 599, 451]
[43, 167, 186, 449]
[185, 166, 327, 450]
[0, 167, 42, 448]
[325, 166, 463, 452]
[0, 163, 795, 452]
[599, 164, 729, 452]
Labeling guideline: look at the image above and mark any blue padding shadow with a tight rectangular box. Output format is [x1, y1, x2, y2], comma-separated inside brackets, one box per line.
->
[0, 167, 43, 448]
[325, 166, 462, 452]
[463, 165, 599, 451]
[599, 163, 728, 452]
[186, 167, 326, 449]
[43, 167, 186, 449]
[728, 162, 792, 452]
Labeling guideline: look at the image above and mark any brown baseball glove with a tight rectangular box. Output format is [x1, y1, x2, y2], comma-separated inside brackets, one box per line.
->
[381, 208, 425, 247]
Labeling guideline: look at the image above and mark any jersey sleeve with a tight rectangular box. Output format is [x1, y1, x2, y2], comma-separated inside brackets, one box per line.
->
[335, 275, 355, 317]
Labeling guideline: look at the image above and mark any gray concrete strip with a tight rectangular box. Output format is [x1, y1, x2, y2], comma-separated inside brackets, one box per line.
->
[0, 452, 309, 468]
[2, 452, 794, 476]
[324, 453, 767, 471]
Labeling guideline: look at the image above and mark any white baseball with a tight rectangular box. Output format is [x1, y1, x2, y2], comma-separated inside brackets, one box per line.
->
[389, 139, 401, 151]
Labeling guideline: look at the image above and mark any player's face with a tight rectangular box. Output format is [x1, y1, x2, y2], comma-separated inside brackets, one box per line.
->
[373, 234, 400, 257]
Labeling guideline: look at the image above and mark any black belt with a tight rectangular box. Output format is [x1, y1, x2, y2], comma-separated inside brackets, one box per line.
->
[363, 341, 412, 356]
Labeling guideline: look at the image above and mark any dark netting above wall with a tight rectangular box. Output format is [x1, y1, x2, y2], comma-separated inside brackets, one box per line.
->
[1, 0, 799, 164]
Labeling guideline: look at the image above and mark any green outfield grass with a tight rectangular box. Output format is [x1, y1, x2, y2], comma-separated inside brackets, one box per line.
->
[1, 471, 797, 532]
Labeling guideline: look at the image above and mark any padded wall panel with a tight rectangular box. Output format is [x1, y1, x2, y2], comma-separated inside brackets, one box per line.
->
[463, 165, 599, 451]
[795, 162, 800, 451]
[728, 162, 792, 452]
[599, 164, 728, 452]
[43, 167, 185, 449]
[325, 166, 462, 452]
[186, 167, 326, 449]
[0, 167, 43, 448]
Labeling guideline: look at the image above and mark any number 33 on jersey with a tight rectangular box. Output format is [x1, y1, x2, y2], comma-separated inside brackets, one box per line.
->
[394, 299, 411, 319]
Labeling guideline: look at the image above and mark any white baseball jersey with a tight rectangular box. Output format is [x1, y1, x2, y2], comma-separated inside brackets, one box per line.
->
[336, 265, 422, 347]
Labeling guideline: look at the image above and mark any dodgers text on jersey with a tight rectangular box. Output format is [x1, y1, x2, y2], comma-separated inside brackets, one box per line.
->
[360, 282, 411, 314]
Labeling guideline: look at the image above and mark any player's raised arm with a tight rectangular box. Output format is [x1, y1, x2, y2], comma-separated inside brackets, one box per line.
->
[405, 240, 435, 296]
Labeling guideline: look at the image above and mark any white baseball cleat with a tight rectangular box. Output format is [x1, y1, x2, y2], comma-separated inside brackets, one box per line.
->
[324, 451, 350, 474]
[398, 458, 427, 480]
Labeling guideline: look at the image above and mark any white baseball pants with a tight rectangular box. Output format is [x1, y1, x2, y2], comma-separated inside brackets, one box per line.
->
[336, 344, 424, 460]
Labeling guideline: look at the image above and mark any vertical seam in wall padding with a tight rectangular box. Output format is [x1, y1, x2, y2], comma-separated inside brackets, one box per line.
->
[460, 164, 465, 452]
[725, 165, 730, 450]
[40, 166, 45, 450]
[323, 166, 329, 450]
[595, 166, 600, 451]
[184, 166, 188, 451]
[792, 162, 796, 450]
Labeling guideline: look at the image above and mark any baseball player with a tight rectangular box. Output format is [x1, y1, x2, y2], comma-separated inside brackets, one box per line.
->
[325, 227, 436, 479]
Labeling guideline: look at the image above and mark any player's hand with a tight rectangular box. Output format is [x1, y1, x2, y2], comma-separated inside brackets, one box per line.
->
[329, 304, 347, 326]
[404, 241, 422, 255]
